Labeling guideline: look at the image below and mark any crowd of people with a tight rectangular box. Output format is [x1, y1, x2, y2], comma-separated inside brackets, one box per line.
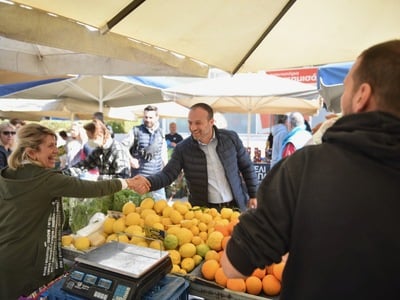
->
[0, 39, 399, 299]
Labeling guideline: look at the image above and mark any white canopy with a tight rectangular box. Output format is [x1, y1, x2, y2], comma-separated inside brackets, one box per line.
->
[1, 0, 399, 76]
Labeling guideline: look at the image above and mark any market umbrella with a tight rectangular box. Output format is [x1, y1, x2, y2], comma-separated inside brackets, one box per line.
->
[317, 62, 353, 113]
[162, 73, 321, 145]
[1, 0, 398, 76]
[1, 75, 166, 111]
[0, 98, 116, 121]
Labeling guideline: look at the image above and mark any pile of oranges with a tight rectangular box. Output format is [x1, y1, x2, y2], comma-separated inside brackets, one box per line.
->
[200, 220, 286, 297]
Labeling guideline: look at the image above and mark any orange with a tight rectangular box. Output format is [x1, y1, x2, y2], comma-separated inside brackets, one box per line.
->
[266, 264, 274, 275]
[272, 261, 286, 282]
[262, 274, 281, 296]
[226, 278, 246, 293]
[214, 225, 230, 237]
[221, 236, 231, 250]
[214, 267, 228, 287]
[201, 259, 220, 281]
[245, 276, 263, 295]
[226, 218, 239, 235]
[251, 267, 266, 279]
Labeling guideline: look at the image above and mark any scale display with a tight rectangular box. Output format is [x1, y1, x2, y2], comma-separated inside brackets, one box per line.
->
[62, 242, 172, 300]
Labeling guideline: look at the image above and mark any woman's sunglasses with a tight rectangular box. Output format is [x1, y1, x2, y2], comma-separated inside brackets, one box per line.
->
[2, 131, 16, 136]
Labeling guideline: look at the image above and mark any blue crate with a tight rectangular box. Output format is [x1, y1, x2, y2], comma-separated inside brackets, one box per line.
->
[142, 275, 189, 300]
[40, 274, 188, 300]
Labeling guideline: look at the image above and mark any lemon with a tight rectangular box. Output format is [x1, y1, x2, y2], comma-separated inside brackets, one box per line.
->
[200, 213, 213, 224]
[193, 254, 203, 266]
[171, 264, 181, 273]
[149, 240, 164, 250]
[169, 209, 183, 224]
[74, 236, 90, 251]
[198, 222, 208, 232]
[184, 210, 195, 220]
[180, 219, 193, 229]
[175, 228, 193, 246]
[103, 217, 116, 234]
[164, 234, 179, 250]
[151, 222, 164, 231]
[62, 235, 74, 247]
[207, 231, 224, 251]
[140, 197, 155, 209]
[140, 208, 156, 219]
[125, 212, 141, 226]
[199, 231, 208, 242]
[112, 218, 126, 233]
[205, 250, 220, 262]
[167, 225, 181, 236]
[122, 201, 136, 215]
[230, 211, 241, 221]
[106, 233, 118, 243]
[181, 257, 195, 273]
[191, 236, 203, 246]
[220, 207, 233, 219]
[125, 224, 143, 235]
[179, 243, 196, 258]
[161, 217, 172, 227]
[116, 234, 130, 244]
[168, 250, 181, 265]
[173, 201, 189, 215]
[153, 199, 168, 214]
[129, 232, 146, 245]
[144, 214, 161, 227]
[196, 243, 210, 258]
[162, 206, 173, 218]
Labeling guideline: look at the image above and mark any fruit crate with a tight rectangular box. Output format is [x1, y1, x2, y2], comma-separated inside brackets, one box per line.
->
[186, 264, 279, 300]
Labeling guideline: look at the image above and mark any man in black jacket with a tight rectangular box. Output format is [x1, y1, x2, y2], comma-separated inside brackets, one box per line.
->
[221, 40, 400, 299]
[134, 103, 257, 211]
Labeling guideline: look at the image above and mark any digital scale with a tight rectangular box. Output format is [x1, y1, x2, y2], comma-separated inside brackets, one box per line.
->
[62, 242, 172, 300]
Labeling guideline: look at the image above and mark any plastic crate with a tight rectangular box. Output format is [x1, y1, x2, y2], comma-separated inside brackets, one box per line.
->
[142, 274, 189, 300]
[40, 274, 188, 300]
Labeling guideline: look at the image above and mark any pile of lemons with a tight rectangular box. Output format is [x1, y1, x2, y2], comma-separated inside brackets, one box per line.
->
[62, 197, 241, 275]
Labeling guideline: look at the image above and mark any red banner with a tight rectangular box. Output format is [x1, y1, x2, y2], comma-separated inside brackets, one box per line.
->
[266, 67, 318, 84]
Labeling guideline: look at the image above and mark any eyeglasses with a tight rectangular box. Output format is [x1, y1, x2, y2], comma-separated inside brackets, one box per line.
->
[2, 131, 16, 136]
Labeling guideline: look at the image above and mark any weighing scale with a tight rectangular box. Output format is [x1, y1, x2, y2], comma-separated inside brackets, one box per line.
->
[62, 241, 172, 300]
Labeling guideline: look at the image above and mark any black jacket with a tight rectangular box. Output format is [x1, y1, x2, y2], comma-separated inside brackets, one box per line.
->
[227, 112, 400, 299]
[147, 126, 257, 211]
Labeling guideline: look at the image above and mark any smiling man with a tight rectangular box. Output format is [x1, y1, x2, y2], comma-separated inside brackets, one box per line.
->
[133, 102, 257, 211]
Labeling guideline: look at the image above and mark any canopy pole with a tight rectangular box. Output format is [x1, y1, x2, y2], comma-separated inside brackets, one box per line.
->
[247, 111, 251, 147]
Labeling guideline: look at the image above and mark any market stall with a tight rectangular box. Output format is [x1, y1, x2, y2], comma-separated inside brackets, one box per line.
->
[35, 191, 285, 300]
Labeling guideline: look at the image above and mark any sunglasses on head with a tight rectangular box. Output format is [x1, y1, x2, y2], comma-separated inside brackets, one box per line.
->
[2, 131, 16, 136]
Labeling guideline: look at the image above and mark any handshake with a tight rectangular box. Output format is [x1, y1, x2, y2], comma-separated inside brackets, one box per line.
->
[126, 175, 151, 194]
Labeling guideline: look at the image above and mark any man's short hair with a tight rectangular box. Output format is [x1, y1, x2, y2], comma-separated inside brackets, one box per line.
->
[190, 103, 214, 119]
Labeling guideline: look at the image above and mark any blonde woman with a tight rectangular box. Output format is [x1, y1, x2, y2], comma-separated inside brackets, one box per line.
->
[0, 122, 16, 169]
[0, 123, 146, 299]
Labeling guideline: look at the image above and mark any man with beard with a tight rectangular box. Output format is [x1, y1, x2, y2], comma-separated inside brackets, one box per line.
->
[122, 105, 168, 200]
[221, 40, 400, 300]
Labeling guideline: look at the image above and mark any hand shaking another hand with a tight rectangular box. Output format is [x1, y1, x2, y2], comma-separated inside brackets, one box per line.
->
[126, 175, 151, 194]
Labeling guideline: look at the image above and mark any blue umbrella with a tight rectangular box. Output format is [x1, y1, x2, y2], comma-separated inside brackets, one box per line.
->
[0, 78, 68, 97]
[317, 62, 353, 113]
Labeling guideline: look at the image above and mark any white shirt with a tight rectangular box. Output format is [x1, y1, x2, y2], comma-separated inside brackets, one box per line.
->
[198, 132, 233, 204]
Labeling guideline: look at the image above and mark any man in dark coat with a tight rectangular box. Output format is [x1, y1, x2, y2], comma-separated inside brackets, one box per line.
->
[134, 103, 257, 211]
[221, 40, 400, 300]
